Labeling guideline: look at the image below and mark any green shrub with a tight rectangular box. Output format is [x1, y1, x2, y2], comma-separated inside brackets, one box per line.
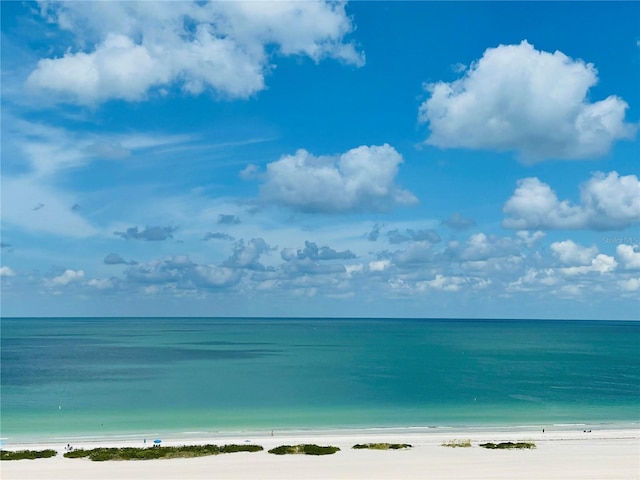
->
[1, 449, 57, 460]
[219, 444, 263, 453]
[441, 439, 472, 448]
[268, 444, 340, 455]
[479, 441, 536, 450]
[268, 445, 296, 455]
[352, 443, 412, 450]
[63, 449, 91, 459]
[302, 444, 340, 455]
[63, 444, 263, 461]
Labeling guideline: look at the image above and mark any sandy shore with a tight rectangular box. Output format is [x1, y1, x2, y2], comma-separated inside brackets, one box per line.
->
[2, 427, 638, 479]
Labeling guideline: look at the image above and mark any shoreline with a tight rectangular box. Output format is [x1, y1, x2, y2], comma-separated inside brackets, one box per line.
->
[2, 426, 639, 480]
[3, 419, 639, 446]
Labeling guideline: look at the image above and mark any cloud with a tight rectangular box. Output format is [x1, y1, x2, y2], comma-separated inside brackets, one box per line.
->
[367, 223, 382, 242]
[0, 266, 16, 277]
[281, 258, 346, 276]
[508, 249, 618, 295]
[125, 255, 242, 289]
[441, 212, 476, 231]
[618, 278, 640, 292]
[277, 241, 354, 279]
[217, 214, 241, 225]
[551, 240, 598, 266]
[191, 265, 243, 288]
[460, 255, 524, 278]
[48, 269, 85, 287]
[1, 177, 98, 238]
[508, 268, 560, 293]
[617, 244, 640, 270]
[559, 254, 617, 276]
[104, 253, 137, 266]
[223, 238, 274, 270]
[503, 172, 640, 230]
[125, 256, 191, 284]
[419, 40, 636, 161]
[86, 278, 116, 290]
[368, 260, 390, 272]
[281, 241, 356, 262]
[387, 228, 440, 245]
[462, 233, 518, 261]
[417, 274, 465, 292]
[579, 172, 640, 229]
[444, 233, 519, 262]
[515, 230, 546, 248]
[386, 230, 409, 244]
[114, 226, 176, 241]
[535, 241, 618, 277]
[259, 144, 417, 213]
[26, 1, 363, 105]
[1, 118, 196, 240]
[203, 232, 235, 241]
[239, 164, 260, 180]
[392, 242, 436, 266]
[5, 115, 194, 177]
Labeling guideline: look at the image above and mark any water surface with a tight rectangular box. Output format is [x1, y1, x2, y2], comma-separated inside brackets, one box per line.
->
[2, 318, 638, 441]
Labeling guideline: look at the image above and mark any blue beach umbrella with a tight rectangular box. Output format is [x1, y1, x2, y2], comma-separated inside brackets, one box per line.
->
[154, 439, 162, 444]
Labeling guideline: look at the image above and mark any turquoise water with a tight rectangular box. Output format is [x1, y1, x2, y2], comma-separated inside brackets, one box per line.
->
[1, 318, 639, 441]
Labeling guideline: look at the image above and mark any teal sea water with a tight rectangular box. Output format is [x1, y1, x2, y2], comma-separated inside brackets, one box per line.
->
[1, 318, 639, 442]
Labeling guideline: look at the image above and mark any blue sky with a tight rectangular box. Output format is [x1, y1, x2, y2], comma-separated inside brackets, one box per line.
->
[1, 1, 639, 319]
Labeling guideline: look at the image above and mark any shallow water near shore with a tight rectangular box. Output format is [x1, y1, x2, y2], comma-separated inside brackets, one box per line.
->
[2, 317, 639, 442]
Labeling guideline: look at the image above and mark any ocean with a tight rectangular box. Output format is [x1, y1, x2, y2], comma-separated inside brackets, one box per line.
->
[1, 317, 639, 442]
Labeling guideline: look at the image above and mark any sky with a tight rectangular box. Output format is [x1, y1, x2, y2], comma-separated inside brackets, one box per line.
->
[1, 1, 639, 319]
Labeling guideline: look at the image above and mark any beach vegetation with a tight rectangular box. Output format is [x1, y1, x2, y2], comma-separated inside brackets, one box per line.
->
[479, 441, 536, 450]
[1, 449, 57, 460]
[63, 444, 263, 461]
[441, 439, 472, 448]
[352, 443, 412, 450]
[219, 444, 263, 453]
[268, 444, 340, 455]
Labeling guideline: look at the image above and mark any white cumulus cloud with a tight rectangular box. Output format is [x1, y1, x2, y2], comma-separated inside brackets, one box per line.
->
[516, 230, 546, 247]
[417, 274, 465, 292]
[86, 278, 115, 290]
[26, 1, 363, 105]
[618, 277, 640, 292]
[49, 269, 85, 287]
[551, 240, 598, 266]
[503, 171, 640, 230]
[368, 260, 390, 272]
[559, 254, 617, 276]
[419, 40, 636, 161]
[0, 266, 16, 277]
[258, 144, 417, 213]
[617, 244, 640, 270]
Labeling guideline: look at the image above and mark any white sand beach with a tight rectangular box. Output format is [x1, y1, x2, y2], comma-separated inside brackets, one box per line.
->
[2, 427, 638, 480]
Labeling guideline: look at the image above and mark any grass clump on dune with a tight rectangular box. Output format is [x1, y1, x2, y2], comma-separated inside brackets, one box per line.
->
[479, 441, 536, 450]
[63, 444, 263, 461]
[352, 443, 412, 450]
[441, 439, 472, 448]
[1, 449, 57, 460]
[268, 444, 340, 456]
[219, 444, 263, 453]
